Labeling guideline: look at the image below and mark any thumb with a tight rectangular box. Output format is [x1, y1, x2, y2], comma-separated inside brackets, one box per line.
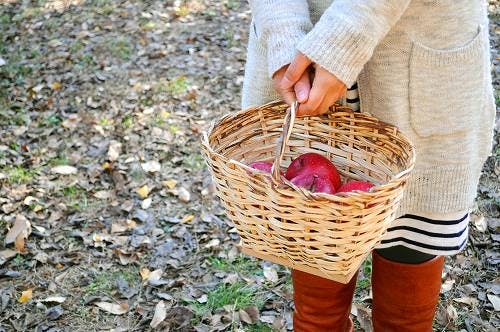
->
[281, 53, 312, 89]
[294, 71, 311, 103]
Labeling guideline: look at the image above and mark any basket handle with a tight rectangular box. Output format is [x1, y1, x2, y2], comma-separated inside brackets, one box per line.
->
[272, 101, 298, 182]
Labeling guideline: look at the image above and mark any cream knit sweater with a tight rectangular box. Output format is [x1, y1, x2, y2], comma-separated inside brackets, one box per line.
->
[242, 0, 496, 216]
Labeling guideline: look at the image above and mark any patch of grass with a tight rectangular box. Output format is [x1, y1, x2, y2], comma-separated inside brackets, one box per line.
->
[0, 13, 11, 26]
[98, 117, 112, 127]
[108, 37, 133, 61]
[183, 153, 205, 171]
[49, 155, 69, 166]
[61, 185, 88, 210]
[166, 76, 189, 96]
[140, 20, 156, 31]
[206, 282, 261, 311]
[225, 0, 240, 10]
[85, 268, 140, 296]
[356, 257, 372, 291]
[41, 114, 62, 127]
[209, 255, 261, 275]
[168, 124, 179, 134]
[88, 0, 114, 15]
[121, 114, 134, 129]
[12, 254, 29, 269]
[244, 323, 273, 332]
[2, 165, 37, 184]
[70, 40, 85, 54]
[175, 6, 190, 17]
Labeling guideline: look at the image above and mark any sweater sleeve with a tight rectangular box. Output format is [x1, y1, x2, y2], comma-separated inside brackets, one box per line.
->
[297, 0, 411, 87]
[249, 0, 312, 78]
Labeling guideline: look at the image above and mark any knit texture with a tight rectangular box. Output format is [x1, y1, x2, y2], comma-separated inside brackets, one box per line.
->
[242, 0, 496, 217]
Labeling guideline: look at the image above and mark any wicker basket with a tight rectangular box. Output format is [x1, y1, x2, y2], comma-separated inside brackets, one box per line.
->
[201, 101, 415, 283]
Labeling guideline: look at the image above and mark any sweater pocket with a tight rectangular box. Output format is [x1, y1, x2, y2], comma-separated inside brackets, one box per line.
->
[409, 26, 485, 138]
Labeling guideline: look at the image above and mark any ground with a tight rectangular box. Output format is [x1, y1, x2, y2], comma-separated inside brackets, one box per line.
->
[0, 1, 498, 331]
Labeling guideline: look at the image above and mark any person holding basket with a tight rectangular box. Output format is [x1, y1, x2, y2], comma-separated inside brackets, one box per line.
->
[241, 1, 495, 331]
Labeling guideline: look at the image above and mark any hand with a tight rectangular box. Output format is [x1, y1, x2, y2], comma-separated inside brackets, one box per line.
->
[278, 52, 347, 116]
[272, 56, 312, 105]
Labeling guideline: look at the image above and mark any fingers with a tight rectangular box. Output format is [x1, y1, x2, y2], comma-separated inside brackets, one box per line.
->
[298, 67, 346, 116]
[294, 71, 311, 103]
[281, 53, 312, 89]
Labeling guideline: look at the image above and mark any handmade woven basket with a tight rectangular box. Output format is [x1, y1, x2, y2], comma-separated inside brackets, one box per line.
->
[201, 101, 415, 283]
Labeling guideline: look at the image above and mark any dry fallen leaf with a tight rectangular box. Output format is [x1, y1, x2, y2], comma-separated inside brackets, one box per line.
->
[487, 294, 500, 311]
[51, 82, 62, 90]
[446, 304, 458, 321]
[18, 288, 33, 304]
[182, 214, 194, 223]
[162, 179, 177, 189]
[141, 160, 161, 173]
[93, 190, 113, 199]
[5, 214, 32, 252]
[107, 140, 122, 161]
[51, 165, 78, 175]
[140, 268, 151, 281]
[440, 278, 455, 293]
[147, 269, 163, 285]
[263, 266, 279, 283]
[150, 300, 167, 328]
[40, 296, 66, 304]
[473, 215, 487, 232]
[239, 309, 253, 324]
[204, 239, 220, 249]
[136, 185, 150, 199]
[453, 296, 478, 307]
[95, 301, 128, 315]
[177, 187, 191, 202]
[0, 249, 17, 265]
[141, 198, 152, 209]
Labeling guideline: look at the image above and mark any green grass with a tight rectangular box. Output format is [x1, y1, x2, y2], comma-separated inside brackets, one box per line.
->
[356, 257, 372, 291]
[207, 282, 262, 311]
[191, 282, 266, 326]
[244, 323, 273, 332]
[2, 165, 37, 184]
[41, 114, 62, 127]
[121, 114, 134, 129]
[152, 77, 189, 96]
[85, 268, 140, 296]
[49, 155, 69, 166]
[225, 0, 240, 10]
[60, 185, 88, 210]
[108, 37, 133, 61]
[209, 255, 261, 275]
[183, 153, 205, 171]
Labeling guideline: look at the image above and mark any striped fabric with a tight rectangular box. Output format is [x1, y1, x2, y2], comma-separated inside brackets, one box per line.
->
[341, 82, 360, 112]
[375, 211, 470, 256]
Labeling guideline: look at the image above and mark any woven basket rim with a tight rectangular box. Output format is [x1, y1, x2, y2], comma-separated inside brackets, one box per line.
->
[202, 100, 416, 202]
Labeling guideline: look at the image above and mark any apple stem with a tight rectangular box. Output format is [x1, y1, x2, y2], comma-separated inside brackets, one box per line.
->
[311, 175, 318, 192]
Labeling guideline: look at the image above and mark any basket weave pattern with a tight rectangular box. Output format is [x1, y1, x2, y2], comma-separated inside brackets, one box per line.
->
[202, 101, 415, 283]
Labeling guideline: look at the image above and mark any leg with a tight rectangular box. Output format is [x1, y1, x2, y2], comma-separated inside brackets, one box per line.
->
[372, 246, 444, 332]
[292, 269, 357, 332]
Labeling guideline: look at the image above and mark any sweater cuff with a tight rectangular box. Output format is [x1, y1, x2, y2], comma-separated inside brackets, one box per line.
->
[266, 22, 310, 78]
[297, 18, 377, 87]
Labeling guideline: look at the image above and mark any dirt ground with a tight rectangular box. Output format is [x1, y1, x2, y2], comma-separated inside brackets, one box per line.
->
[0, 1, 498, 331]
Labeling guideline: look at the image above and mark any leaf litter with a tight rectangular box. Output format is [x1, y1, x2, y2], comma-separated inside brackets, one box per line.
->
[0, 1, 497, 331]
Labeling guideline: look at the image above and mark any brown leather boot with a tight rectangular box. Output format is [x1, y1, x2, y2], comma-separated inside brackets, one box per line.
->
[292, 269, 356, 332]
[371, 250, 444, 332]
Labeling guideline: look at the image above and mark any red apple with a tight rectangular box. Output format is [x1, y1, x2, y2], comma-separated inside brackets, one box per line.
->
[285, 153, 341, 189]
[249, 161, 273, 173]
[248, 161, 284, 176]
[289, 173, 336, 194]
[337, 181, 374, 193]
